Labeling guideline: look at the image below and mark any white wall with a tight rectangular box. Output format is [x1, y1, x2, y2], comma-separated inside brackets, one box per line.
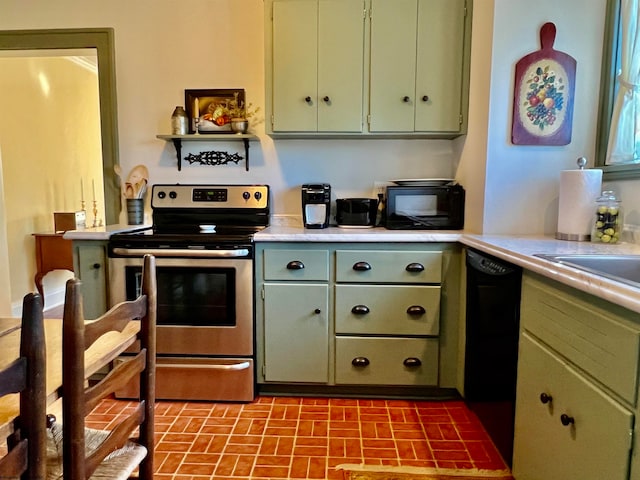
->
[0, 0, 458, 228]
[0, 56, 103, 313]
[0, 148, 11, 315]
[477, 0, 610, 235]
[2, 0, 636, 241]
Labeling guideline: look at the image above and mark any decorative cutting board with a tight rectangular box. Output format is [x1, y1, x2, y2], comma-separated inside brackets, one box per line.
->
[511, 22, 576, 145]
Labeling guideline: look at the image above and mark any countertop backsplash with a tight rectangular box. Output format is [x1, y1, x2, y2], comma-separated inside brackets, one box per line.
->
[622, 224, 640, 245]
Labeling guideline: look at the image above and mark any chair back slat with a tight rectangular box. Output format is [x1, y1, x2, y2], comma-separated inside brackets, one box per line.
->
[84, 296, 147, 347]
[0, 358, 27, 396]
[84, 349, 146, 412]
[61, 254, 156, 480]
[0, 292, 46, 480]
[0, 439, 28, 476]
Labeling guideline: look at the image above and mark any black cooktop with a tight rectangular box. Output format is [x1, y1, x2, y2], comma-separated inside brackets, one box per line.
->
[110, 225, 265, 248]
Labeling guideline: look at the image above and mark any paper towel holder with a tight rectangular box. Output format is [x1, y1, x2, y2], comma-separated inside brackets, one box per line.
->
[555, 156, 602, 242]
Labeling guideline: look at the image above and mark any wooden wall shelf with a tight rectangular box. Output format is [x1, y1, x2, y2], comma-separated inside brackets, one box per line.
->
[156, 134, 259, 171]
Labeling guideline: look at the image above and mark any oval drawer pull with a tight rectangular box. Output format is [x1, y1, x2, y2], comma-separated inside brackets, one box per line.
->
[539, 393, 553, 404]
[286, 260, 305, 270]
[406, 305, 426, 315]
[352, 261, 372, 271]
[560, 414, 575, 426]
[352, 357, 370, 367]
[405, 262, 424, 272]
[403, 357, 422, 367]
[351, 305, 370, 315]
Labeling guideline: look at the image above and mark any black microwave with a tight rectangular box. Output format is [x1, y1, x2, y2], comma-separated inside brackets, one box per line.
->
[384, 184, 465, 230]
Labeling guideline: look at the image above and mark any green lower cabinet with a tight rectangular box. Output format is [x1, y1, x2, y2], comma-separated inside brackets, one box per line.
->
[513, 333, 633, 480]
[335, 336, 439, 386]
[256, 242, 461, 391]
[513, 272, 639, 479]
[263, 283, 329, 383]
[72, 240, 108, 319]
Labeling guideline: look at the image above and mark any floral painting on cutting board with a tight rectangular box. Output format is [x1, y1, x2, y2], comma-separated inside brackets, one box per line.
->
[511, 22, 576, 146]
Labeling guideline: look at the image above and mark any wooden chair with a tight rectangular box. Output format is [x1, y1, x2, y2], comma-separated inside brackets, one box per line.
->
[0, 293, 47, 480]
[46, 254, 156, 480]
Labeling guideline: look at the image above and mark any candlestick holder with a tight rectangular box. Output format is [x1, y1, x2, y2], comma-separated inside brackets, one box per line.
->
[92, 200, 98, 228]
[194, 117, 201, 135]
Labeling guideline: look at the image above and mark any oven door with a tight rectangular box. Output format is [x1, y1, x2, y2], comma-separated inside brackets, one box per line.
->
[109, 256, 253, 356]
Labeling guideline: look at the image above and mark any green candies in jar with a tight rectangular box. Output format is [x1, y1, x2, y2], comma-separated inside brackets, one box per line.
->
[591, 190, 622, 243]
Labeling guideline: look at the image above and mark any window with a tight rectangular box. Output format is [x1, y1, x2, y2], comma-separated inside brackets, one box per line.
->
[596, 0, 640, 179]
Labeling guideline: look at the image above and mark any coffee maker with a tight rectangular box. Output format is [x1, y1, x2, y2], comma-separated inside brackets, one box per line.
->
[301, 184, 331, 228]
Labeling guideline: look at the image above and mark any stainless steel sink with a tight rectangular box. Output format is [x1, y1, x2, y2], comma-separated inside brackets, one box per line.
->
[534, 254, 640, 288]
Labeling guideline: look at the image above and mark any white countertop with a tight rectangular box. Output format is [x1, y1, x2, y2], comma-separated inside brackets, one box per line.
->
[256, 227, 640, 315]
[62, 223, 151, 241]
[462, 234, 640, 315]
[62, 223, 640, 315]
[254, 225, 463, 242]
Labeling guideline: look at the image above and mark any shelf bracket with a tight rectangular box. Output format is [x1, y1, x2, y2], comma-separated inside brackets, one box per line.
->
[243, 138, 249, 171]
[170, 138, 183, 171]
[159, 134, 253, 171]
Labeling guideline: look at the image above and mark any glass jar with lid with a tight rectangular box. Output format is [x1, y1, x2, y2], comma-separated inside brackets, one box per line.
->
[591, 190, 622, 243]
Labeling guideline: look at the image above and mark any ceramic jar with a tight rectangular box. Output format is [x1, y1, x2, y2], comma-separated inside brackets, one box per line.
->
[171, 106, 189, 135]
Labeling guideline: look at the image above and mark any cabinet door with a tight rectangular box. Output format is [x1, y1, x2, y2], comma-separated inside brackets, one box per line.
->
[272, 0, 318, 131]
[317, 0, 365, 132]
[271, 0, 364, 132]
[369, 0, 417, 132]
[263, 283, 329, 382]
[513, 334, 633, 480]
[73, 242, 107, 319]
[414, 0, 465, 132]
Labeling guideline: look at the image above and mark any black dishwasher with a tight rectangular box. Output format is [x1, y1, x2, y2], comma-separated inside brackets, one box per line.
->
[464, 248, 522, 467]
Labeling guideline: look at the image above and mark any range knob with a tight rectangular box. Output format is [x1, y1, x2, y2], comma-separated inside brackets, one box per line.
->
[243, 191, 251, 200]
[157, 191, 166, 199]
[254, 191, 262, 200]
[169, 191, 177, 199]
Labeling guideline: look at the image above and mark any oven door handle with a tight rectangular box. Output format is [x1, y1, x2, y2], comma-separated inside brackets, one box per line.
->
[160, 361, 251, 371]
[111, 247, 250, 258]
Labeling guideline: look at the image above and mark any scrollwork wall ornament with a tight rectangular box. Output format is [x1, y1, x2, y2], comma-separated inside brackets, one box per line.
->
[184, 150, 244, 167]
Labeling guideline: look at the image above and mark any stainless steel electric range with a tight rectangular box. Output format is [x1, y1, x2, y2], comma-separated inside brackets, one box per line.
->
[108, 184, 269, 401]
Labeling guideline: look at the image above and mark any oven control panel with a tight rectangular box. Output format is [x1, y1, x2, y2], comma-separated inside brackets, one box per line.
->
[152, 184, 269, 209]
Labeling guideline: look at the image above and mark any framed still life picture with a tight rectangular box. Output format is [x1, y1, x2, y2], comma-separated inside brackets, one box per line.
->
[511, 22, 576, 146]
[184, 88, 245, 134]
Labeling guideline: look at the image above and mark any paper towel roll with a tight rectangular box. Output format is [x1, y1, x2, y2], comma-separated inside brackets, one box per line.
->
[557, 169, 603, 241]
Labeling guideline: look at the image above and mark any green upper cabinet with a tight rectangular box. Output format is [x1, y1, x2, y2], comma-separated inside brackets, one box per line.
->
[265, 0, 471, 137]
[369, 0, 467, 133]
[269, 0, 365, 133]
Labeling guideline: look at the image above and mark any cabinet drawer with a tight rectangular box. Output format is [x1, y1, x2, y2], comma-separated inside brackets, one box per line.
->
[522, 274, 640, 403]
[513, 334, 633, 480]
[336, 250, 442, 283]
[335, 285, 440, 336]
[335, 336, 438, 386]
[263, 249, 329, 281]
